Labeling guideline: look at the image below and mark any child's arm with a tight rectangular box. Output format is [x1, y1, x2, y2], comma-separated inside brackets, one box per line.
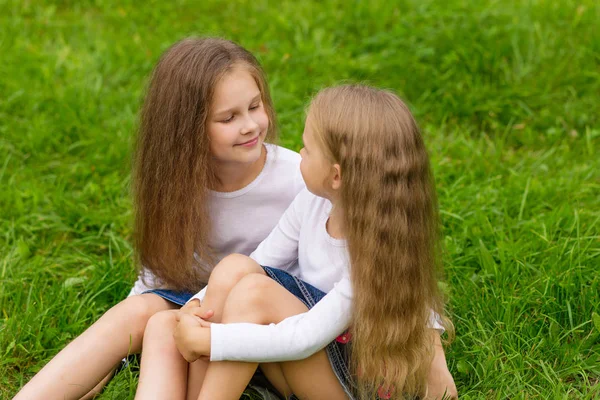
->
[173, 276, 352, 364]
[191, 276, 446, 364]
[210, 276, 353, 362]
[248, 189, 311, 270]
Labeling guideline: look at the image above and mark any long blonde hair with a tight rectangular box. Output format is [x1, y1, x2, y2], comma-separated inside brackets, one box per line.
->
[308, 85, 452, 398]
[133, 37, 277, 292]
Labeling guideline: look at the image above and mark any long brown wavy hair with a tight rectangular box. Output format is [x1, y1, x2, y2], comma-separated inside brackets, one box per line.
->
[133, 37, 277, 292]
[308, 85, 452, 398]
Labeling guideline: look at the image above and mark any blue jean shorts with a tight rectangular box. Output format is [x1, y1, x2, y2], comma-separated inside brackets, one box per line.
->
[142, 288, 195, 306]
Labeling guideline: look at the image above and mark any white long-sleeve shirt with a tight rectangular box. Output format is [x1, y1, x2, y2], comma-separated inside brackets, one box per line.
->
[128, 144, 305, 295]
[207, 189, 444, 363]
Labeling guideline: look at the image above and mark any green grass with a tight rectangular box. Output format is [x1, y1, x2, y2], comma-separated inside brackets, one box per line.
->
[1, 0, 599, 398]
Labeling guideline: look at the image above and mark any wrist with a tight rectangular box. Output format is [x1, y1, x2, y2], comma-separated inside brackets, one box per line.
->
[193, 325, 211, 356]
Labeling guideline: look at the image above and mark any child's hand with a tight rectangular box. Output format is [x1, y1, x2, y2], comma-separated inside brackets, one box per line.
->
[177, 298, 214, 321]
[173, 313, 211, 363]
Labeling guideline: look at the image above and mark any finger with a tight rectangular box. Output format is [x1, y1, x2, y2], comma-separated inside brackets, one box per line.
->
[181, 313, 197, 323]
[177, 314, 192, 325]
[181, 313, 203, 326]
[198, 318, 212, 328]
[193, 308, 214, 320]
[185, 306, 203, 314]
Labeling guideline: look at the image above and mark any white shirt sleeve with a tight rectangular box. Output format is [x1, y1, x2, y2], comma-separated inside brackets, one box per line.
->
[249, 190, 308, 270]
[188, 286, 207, 303]
[209, 276, 353, 363]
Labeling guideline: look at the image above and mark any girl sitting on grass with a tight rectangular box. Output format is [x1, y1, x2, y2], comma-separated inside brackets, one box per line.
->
[146, 84, 457, 399]
[14, 37, 305, 400]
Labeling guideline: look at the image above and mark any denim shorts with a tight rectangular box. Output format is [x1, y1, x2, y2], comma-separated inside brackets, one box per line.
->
[261, 266, 356, 400]
[142, 288, 195, 306]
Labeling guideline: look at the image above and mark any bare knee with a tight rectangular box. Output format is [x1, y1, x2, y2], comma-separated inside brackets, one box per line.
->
[144, 310, 178, 338]
[108, 294, 171, 350]
[221, 274, 277, 323]
[209, 253, 263, 292]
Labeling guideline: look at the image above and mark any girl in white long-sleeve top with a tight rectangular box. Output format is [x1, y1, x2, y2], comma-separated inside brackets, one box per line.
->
[172, 84, 457, 399]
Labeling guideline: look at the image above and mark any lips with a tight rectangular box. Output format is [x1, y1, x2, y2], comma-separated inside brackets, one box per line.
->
[236, 136, 259, 146]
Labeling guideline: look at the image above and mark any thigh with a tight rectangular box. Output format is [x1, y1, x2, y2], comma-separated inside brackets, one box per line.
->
[280, 350, 348, 400]
[259, 363, 293, 398]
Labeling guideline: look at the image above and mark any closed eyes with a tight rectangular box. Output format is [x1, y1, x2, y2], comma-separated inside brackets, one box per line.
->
[220, 103, 261, 124]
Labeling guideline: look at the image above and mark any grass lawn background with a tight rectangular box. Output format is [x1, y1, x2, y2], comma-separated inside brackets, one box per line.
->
[1, 0, 599, 398]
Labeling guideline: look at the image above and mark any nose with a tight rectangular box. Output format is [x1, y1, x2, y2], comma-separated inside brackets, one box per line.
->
[240, 113, 259, 135]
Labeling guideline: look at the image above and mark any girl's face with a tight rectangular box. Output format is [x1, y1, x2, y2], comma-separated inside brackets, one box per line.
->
[207, 66, 269, 166]
[300, 115, 336, 199]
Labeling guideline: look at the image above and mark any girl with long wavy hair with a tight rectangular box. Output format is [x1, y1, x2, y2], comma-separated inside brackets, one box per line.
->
[171, 84, 456, 399]
[14, 37, 306, 400]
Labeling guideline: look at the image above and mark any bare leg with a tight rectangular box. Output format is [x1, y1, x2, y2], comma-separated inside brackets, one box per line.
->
[135, 310, 189, 400]
[186, 360, 209, 400]
[14, 293, 175, 400]
[80, 371, 115, 400]
[197, 274, 347, 400]
[425, 332, 457, 399]
[135, 313, 211, 400]
[186, 254, 264, 399]
[266, 351, 348, 400]
[135, 254, 264, 400]
[259, 363, 293, 398]
[194, 254, 265, 321]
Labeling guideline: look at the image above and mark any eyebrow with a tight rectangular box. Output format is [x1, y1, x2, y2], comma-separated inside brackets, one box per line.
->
[213, 93, 261, 116]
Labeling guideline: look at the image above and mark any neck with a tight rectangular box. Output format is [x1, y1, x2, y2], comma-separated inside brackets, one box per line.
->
[326, 198, 345, 239]
[211, 145, 267, 192]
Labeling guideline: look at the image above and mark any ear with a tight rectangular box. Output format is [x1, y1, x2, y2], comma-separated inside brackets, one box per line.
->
[331, 163, 342, 191]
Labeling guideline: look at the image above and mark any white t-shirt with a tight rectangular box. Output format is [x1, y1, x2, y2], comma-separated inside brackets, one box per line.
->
[129, 144, 304, 295]
[208, 189, 444, 363]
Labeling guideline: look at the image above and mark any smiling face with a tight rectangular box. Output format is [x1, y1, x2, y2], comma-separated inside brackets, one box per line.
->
[207, 65, 269, 166]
